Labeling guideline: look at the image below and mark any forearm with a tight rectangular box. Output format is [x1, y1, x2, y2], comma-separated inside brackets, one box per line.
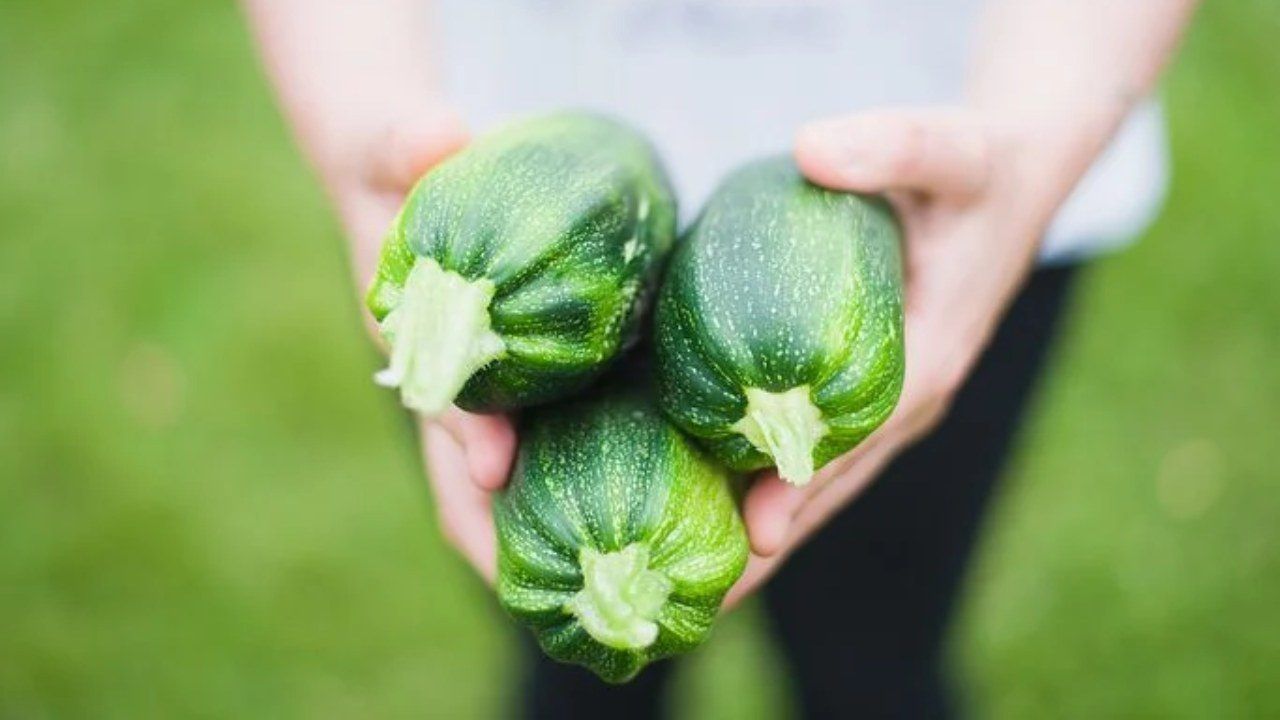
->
[241, 0, 447, 188]
[969, 0, 1199, 231]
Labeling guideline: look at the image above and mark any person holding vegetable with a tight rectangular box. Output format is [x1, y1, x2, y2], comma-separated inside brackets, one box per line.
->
[244, 0, 1199, 716]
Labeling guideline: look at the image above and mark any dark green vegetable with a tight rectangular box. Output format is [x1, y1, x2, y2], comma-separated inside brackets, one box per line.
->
[495, 383, 748, 683]
[366, 113, 677, 416]
[655, 157, 905, 486]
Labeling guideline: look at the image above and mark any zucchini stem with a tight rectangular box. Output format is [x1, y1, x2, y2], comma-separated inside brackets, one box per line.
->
[732, 386, 829, 486]
[374, 257, 506, 417]
[565, 544, 672, 651]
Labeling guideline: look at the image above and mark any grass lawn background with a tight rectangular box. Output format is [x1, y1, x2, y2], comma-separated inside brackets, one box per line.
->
[2, 1, 1277, 717]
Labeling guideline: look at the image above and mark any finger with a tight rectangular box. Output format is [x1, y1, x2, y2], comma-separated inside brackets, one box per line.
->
[795, 108, 989, 200]
[422, 423, 497, 583]
[741, 472, 807, 557]
[436, 410, 518, 491]
[742, 420, 898, 557]
[788, 435, 899, 544]
[722, 552, 778, 611]
[731, 427, 904, 606]
[367, 108, 470, 192]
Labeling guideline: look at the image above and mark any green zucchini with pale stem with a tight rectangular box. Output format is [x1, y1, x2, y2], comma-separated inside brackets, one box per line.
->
[495, 383, 748, 683]
[366, 113, 677, 416]
[654, 157, 906, 486]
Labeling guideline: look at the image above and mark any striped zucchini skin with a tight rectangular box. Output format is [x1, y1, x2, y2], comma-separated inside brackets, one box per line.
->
[495, 383, 748, 683]
[654, 157, 905, 481]
[367, 113, 677, 412]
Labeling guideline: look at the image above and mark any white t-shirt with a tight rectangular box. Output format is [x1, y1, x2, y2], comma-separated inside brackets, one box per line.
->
[433, 0, 1168, 263]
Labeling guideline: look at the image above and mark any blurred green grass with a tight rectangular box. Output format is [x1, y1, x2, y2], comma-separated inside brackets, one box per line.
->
[1, 1, 1277, 717]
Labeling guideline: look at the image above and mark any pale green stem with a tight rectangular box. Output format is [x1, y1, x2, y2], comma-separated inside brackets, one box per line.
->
[374, 257, 506, 418]
[565, 544, 673, 651]
[731, 386, 829, 486]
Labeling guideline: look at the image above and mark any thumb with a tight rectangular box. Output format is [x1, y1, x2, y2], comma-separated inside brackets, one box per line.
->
[795, 108, 989, 200]
[367, 108, 470, 192]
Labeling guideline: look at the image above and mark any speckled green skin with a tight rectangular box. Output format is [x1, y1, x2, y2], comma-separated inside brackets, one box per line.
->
[366, 113, 677, 411]
[655, 157, 905, 476]
[495, 385, 748, 684]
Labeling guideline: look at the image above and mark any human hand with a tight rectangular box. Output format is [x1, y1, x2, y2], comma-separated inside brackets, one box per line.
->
[324, 110, 516, 583]
[725, 108, 1057, 607]
[318, 109, 469, 289]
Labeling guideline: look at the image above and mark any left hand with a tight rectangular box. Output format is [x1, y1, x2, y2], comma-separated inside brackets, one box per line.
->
[725, 108, 1056, 607]
[321, 109, 518, 583]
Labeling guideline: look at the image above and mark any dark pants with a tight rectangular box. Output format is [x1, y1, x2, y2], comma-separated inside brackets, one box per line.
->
[521, 264, 1080, 719]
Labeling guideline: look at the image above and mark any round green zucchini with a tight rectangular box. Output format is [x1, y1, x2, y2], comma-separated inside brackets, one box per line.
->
[495, 384, 748, 683]
[366, 113, 677, 416]
[654, 157, 905, 486]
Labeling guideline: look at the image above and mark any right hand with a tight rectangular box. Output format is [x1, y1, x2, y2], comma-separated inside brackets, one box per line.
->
[326, 109, 515, 583]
